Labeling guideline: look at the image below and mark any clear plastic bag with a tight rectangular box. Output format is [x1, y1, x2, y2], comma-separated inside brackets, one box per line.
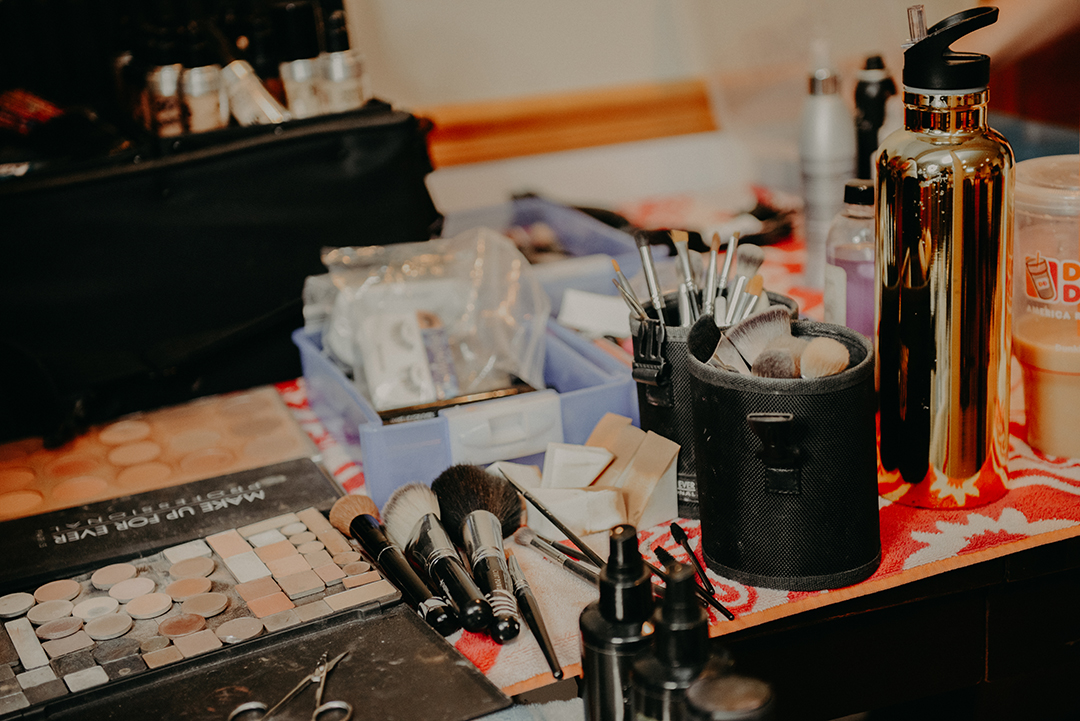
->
[319, 227, 551, 413]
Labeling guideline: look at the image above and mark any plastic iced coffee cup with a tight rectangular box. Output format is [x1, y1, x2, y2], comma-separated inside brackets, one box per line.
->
[1012, 155, 1080, 458]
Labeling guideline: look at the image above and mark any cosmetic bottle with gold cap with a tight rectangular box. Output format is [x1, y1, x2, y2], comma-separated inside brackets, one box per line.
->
[876, 5, 1013, 509]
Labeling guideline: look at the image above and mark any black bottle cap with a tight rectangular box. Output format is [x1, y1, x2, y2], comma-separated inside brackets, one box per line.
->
[182, 23, 217, 67]
[272, 1, 321, 62]
[598, 525, 653, 624]
[652, 561, 709, 669]
[903, 6, 998, 91]
[325, 9, 350, 54]
[864, 55, 885, 71]
[843, 179, 874, 206]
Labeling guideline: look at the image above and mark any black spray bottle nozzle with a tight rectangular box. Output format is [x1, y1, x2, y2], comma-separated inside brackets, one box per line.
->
[903, 6, 998, 91]
[599, 524, 653, 624]
[653, 561, 709, 669]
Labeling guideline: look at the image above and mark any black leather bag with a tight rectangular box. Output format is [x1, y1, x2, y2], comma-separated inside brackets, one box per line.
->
[0, 101, 442, 445]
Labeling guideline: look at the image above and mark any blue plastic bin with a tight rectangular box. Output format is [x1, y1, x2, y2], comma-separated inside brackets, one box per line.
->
[293, 318, 637, 508]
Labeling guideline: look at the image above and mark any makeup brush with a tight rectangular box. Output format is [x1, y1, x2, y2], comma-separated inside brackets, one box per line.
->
[506, 549, 563, 680]
[671, 229, 699, 305]
[382, 483, 493, 633]
[612, 260, 648, 319]
[431, 464, 522, 644]
[496, 468, 606, 569]
[751, 348, 798, 379]
[533, 531, 591, 563]
[702, 233, 721, 318]
[723, 274, 748, 326]
[634, 230, 666, 324]
[763, 335, 810, 376]
[800, 337, 851, 378]
[515, 527, 600, 585]
[717, 232, 740, 297]
[733, 243, 765, 283]
[734, 274, 764, 322]
[669, 523, 715, 597]
[726, 306, 793, 368]
[708, 334, 751, 375]
[329, 495, 460, 636]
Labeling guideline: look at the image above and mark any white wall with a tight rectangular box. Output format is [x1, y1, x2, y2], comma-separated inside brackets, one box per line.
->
[344, 0, 972, 112]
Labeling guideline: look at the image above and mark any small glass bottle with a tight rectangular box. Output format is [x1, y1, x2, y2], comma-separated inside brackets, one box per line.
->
[319, 9, 369, 114]
[273, 0, 325, 119]
[823, 179, 875, 338]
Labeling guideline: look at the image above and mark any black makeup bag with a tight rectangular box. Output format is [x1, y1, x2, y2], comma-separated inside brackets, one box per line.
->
[630, 290, 798, 519]
[0, 101, 442, 446]
[685, 316, 880, 591]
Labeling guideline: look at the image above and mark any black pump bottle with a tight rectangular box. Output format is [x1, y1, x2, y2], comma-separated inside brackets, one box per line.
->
[580, 525, 654, 721]
[630, 561, 709, 721]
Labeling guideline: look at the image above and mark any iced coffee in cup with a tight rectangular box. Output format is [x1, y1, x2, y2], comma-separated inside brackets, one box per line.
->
[1012, 155, 1080, 459]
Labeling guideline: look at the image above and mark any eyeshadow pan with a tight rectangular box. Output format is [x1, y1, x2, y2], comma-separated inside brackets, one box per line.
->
[223, 552, 271, 584]
[316, 530, 352, 556]
[342, 571, 381, 590]
[5, 618, 49, 669]
[125, 593, 173, 620]
[206, 530, 253, 559]
[277, 571, 324, 601]
[22, 679, 67, 705]
[0, 592, 36, 619]
[296, 507, 333, 534]
[140, 636, 171, 654]
[42, 629, 95, 658]
[101, 654, 147, 681]
[35, 617, 83, 641]
[162, 539, 213, 564]
[247, 592, 294, 619]
[90, 563, 138, 591]
[238, 513, 300, 538]
[294, 600, 332, 623]
[324, 580, 397, 612]
[52, 476, 109, 503]
[92, 637, 141, 664]
[115, 462, 173, 489]
[261, 608, 300, 633]
[303, 550, 333, 569]
[169, 556, 215, 579]
[142, 646, 183, 669]
[280, 522, 307, 537]
[331, 552, 362, 566]
[158, 613, 206, 639]
[106, 441, 162, 467]
[0, 490, 43, 518]
[16, 665, 56, 689]
[341, 562, 371, 576]
[26, 600, 74, 626]
[63, 665, 110, 693]
[313, 564, 346, 586]
[180, 593, 229, 619]
[164, 577, 212, 602]
[296, 541, 325, 555]
[266, 555, 309, 579]
[84, 612, 133, 641]
[72, 597, 120, 620]
[172, 629, 222, 658]
[247, 529, 288, 548]
[0, 693, 29, 715]
[98, 420, 151, 445]
[108, 577, 156, 603]
[34, 580, 81, 603]
[254, 540, 299, 563]
[234, 576, 280, 603]
[215, 617, 264, 644]
[288, 531, 317, 546]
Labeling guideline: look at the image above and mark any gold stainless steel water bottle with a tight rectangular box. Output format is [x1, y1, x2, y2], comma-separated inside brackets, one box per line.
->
[876, 6, 1014, 508]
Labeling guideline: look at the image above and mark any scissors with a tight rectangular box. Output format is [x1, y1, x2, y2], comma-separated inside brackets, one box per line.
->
[228, 651, 352, 721]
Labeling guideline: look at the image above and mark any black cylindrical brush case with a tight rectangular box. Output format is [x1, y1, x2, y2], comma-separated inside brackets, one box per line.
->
[630, 290, 797, 519]
[685, 317, 880, 591]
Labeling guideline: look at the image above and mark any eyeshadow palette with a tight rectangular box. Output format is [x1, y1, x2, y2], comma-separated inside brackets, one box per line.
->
[0, 457, 343, 595]
[0, 387, 316, 521]
[0, 507, 400, 718]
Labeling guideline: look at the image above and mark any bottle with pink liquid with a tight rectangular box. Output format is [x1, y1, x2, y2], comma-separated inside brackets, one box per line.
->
[824, 179, 875, 338]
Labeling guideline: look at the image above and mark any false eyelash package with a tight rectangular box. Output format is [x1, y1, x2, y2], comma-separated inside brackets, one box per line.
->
[319, 228, 551, 415]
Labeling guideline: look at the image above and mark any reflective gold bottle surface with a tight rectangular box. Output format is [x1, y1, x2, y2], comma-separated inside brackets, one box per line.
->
[876, 87, 1013, 506]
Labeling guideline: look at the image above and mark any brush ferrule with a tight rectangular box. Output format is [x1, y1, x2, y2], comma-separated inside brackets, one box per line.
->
[463, 511, 506, 565]
[409, 514, 460, 570]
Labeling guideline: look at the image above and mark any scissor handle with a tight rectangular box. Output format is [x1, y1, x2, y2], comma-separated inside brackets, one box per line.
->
[313, 700, 353, 721]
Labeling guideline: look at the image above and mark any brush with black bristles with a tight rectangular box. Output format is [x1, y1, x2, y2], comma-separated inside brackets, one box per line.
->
[432, 464, 523, 644]
[329, 495, 459, 636]
[383, 482, 493, 634]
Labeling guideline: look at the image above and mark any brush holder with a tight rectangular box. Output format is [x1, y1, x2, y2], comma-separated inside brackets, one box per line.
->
[630, 290, 797, 519]
[686, 317, 879, 591]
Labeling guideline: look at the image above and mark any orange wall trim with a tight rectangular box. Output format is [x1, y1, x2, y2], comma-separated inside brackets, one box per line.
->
[416, 79, 718, 168]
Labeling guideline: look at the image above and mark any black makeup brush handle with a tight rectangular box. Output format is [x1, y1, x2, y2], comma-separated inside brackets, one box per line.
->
[348, 515, 460, 636]
[431, 556, 493, 633]
[473, 556, 520, 643]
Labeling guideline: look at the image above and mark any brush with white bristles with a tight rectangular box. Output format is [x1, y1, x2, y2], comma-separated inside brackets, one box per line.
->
[432, 464, 523, 644]
[733, 243, 765, 282]
[329, 494, 459, 636]
[382, 483, 493, 633]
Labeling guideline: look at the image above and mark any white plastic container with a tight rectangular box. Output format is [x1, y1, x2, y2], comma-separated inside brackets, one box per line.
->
[1011, 155, 1080, 458]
